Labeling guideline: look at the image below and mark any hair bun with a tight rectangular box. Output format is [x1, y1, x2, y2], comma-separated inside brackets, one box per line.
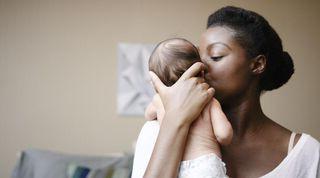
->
[265, 51, 295, 91]
[282, 51, 291, 61]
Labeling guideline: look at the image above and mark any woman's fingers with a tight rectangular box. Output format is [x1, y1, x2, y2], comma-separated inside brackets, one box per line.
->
[148, 62, 215, 126]
[178, 62, 205, 82]
[195, 77, 205, 84]
[207, 88, 215, 100]
[149, 71, 166, 95]
[199, 83, 210, 90]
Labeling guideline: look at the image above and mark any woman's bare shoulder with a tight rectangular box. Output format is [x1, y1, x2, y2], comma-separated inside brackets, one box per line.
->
[265, 118, 301, 147]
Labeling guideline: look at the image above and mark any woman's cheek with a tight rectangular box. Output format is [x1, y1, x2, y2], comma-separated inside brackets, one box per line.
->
[210, 67, 239, 100]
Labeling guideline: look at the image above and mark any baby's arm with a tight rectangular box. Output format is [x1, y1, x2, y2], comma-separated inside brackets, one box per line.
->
[145, 102, 157, 121]
[144, 94, 165, 124]
[210, 98, 233, 145]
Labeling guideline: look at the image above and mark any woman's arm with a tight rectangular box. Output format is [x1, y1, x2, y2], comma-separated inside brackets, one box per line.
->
[144, 116, 190, 178]
[143, 62, 214, 178]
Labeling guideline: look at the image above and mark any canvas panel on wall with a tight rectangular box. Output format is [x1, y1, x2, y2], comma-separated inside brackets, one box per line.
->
[117, 43, 156, 116]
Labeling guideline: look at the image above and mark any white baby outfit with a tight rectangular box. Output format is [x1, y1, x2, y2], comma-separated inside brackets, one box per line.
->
[178, 153, 228, 178]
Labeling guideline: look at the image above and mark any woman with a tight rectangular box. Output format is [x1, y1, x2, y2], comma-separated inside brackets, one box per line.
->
[132, 6, 320, 178]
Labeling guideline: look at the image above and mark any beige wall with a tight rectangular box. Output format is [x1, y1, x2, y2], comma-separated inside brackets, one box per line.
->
[1, 0, 319, 177]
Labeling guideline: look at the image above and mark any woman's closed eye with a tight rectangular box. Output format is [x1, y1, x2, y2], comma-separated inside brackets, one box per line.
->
[210, 56, 223, 61]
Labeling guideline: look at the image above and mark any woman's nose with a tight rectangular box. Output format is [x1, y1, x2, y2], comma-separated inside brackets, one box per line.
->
[200, 60, 209, 72]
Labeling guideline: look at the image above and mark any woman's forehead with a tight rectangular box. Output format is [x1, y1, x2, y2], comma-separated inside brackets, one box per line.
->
[201, 26, 236, 46]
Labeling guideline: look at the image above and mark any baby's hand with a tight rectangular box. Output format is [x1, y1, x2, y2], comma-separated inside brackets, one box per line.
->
[144, 94, 165, 125]
[144, 102, 157, 121]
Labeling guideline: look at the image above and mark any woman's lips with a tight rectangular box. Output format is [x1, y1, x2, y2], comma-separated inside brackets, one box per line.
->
[204, 74, 217, 88]
[204, 74, 212, 83]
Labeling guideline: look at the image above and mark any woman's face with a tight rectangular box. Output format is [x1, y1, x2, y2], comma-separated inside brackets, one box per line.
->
[199, 26, 254, 104]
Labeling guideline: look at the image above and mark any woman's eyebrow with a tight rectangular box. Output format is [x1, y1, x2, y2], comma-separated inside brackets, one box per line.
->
[207, 42, 232, 51]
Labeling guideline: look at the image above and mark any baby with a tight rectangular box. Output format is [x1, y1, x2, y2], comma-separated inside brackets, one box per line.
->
[145, 38, 233, 178]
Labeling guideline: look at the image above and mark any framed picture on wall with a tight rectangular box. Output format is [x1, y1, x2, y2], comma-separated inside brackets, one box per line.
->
[117, 43, 156, 116]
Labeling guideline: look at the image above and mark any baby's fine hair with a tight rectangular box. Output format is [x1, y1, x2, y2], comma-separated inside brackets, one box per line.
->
[149, 38, 200, 86]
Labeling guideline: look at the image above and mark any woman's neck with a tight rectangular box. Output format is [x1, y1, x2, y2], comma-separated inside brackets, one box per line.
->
[222, 91, 268, 140]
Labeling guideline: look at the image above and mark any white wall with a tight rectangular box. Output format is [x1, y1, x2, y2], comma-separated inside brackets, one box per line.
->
[1, 0, 319, 177]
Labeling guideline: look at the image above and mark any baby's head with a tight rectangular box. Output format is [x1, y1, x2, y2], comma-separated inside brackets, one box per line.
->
[149, 38, 201, 86]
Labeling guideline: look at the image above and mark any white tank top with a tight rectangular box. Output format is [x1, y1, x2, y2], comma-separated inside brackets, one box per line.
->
[261, 132, 320, 178]
[132, 121, 320, 178]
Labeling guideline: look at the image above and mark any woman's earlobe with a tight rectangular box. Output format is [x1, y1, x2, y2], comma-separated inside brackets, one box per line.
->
[251, 55, 266, 75]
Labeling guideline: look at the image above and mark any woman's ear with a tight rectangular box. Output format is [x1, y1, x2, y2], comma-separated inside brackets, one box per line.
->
[250, 55, 266, 75]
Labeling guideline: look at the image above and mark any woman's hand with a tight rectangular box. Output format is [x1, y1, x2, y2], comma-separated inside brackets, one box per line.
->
[149, 62, 215, 127]
[144, 62, 215, 178]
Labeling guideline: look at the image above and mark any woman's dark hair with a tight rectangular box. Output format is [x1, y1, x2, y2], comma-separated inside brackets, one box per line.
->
[207, 6, 294, 92]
